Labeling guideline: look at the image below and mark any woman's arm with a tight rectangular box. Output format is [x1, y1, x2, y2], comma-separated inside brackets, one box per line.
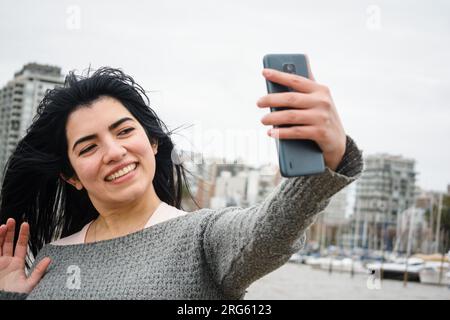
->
[202, 135, 363, 299]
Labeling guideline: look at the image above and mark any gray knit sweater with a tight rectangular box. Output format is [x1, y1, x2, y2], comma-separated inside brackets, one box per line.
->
[0, 136, 363, 300]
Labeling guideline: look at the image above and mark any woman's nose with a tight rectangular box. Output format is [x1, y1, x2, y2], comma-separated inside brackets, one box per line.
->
[103, 141, 127, 163]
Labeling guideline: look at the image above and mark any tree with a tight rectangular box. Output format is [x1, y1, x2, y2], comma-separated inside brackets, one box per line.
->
[440, 195, 450, 252]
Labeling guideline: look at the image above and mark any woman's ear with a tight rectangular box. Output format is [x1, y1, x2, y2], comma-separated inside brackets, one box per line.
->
[151, 142, 158, 155]
[59, 173, 83, 191]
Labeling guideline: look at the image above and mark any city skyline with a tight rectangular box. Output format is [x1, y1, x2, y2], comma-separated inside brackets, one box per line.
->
[1, 0, 449, 192]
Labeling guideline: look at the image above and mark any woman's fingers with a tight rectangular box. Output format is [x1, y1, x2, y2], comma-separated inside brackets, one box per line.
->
[0, 220, 29, 258]
[27, 257, 51, 288]
[2, 218, 16, 257]
[261, 109, 319, 127]
[304, 54, 315, 81]
[14, 222, 29, 260]
[257, 92, 315, 109]
[268, 125, 320, 142]
[262, 68, 317, 93]
[0, 224, 6, 255]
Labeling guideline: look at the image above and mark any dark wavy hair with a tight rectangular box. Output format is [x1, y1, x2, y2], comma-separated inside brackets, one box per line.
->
[0, 67, 198, 268]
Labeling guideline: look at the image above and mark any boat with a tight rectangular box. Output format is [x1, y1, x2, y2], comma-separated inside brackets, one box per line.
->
[304, 256, 327, 269]
[304, 256, 366, 274]
[288, 253, 306, 264]
[419, 261, 450, 285]
[366, 257, 424, 282]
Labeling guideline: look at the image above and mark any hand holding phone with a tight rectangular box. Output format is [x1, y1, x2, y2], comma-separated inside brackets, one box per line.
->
[260, 54, 347, 175]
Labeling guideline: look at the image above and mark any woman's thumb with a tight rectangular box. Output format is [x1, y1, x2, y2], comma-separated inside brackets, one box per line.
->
[27, 257, 51, 288]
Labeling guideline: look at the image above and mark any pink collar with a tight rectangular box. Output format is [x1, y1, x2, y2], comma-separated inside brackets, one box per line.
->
[51, 201, 188, 246]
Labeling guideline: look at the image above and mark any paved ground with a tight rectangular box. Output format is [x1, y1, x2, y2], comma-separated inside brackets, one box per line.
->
[245, 262, 450, 300]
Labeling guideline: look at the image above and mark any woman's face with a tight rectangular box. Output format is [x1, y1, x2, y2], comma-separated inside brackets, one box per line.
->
[64, 96, 158, 208]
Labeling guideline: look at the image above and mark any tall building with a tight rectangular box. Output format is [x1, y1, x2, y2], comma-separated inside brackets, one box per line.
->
[182, 149, 281, 210]
[352, 154, 416, 251]
[0, 63, 64, 181]
[210, 170, 247, 209]
[191, 156, 227, 209]
[323, 187, 350, 226]
[209, 162, 280, 209]
[307, 186, 351, 250]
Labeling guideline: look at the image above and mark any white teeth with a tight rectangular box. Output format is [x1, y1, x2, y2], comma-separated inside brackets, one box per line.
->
[106, 163, 137, 181]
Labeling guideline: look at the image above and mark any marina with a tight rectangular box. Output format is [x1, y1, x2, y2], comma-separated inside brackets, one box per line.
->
[246, 260, 450, 300]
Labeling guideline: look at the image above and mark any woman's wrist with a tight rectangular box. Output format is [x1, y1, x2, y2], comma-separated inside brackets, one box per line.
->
[323, 138, 347, 172]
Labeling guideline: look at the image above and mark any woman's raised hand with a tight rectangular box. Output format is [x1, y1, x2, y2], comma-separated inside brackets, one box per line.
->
[0, 218, 51, 294]
[258, 64, 347, 171]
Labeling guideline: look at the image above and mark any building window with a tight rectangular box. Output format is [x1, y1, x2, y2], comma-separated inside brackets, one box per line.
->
[11, 120, 20, 130]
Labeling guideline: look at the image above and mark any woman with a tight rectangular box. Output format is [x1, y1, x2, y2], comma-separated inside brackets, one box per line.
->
[0, 66, 363, 299]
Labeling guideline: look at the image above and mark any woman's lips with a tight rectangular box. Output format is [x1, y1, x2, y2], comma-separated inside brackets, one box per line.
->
[105, 163, 139, 184]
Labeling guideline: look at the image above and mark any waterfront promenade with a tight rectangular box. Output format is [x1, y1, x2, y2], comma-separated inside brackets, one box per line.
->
[245, 262, 450, 300]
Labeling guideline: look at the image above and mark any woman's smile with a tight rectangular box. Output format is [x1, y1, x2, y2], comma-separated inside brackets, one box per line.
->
[105, 162, 139, 185]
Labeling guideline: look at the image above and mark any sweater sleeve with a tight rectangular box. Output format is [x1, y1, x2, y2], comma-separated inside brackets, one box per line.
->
[0, 290, 28, 300]
[202, 135, 364, 298]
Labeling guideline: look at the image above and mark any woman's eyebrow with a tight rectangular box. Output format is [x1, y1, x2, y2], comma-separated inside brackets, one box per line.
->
[72, 117, 135, 152]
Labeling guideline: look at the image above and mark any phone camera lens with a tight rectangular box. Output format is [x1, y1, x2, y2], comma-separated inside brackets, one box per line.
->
[283, 63, 296, 74]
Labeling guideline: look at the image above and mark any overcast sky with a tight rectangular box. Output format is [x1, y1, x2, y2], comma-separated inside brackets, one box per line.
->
[1, 0, 449, 192]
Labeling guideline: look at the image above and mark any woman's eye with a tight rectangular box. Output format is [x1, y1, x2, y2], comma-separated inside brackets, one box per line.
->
[118, 128, 134, 136]
[79, 145, 95, 155]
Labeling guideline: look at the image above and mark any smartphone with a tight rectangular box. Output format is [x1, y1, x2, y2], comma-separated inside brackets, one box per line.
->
[263, 54, 325, 177]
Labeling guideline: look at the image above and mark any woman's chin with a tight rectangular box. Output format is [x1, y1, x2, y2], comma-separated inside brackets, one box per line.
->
[104, 190, 141, 205]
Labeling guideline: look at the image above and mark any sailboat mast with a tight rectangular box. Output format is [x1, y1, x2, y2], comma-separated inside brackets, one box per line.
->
[435, 193, 443, 253]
